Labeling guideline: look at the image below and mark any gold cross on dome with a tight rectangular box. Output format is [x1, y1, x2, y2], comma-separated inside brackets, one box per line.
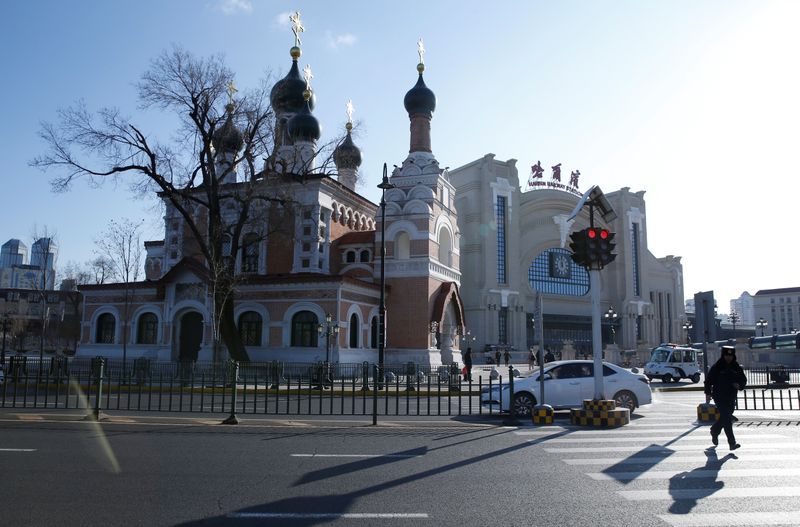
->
[225, 81, 238, 105]
[289, 11, 304, 47]
[303, 64, 313, 90]
[346, 100, 354, 124]
[417, 37, 425, 64]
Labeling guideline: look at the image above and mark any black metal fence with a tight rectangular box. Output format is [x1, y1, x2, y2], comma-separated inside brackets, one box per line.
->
[0, 357, 509, 419]
[2, 357, 799, 417]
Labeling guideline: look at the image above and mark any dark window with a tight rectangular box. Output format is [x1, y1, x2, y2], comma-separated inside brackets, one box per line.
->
[242, 233, 259, 273]
[496, 196, 507, 284]
[291, 311, 319, 347]
[631, 223, 641, 297]
[498, 308, 508, 345]
[96, 313, 115, 344]
[136, 313, 158, 344]
[349, 313, 359, 348]
[346, 251, 356, 263]
[359, 250, 370, 262]
[370, 316, 378, 349]
[238, 311, 262, 346]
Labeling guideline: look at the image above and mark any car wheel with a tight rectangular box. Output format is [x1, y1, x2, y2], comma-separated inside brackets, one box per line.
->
[513, 392, 536, 417]
[690, 373, 701, 384]
[614, 390, 638, 412]
[662, 373, 673, 384]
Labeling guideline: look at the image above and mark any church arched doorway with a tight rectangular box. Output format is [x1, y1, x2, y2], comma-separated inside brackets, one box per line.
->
[178, 312, 203, 362]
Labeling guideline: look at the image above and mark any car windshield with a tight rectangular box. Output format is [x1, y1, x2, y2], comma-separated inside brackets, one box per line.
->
[650, 349, 670, 363]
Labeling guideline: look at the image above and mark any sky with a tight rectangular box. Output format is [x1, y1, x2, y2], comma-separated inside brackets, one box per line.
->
[2, 0, 798, 315]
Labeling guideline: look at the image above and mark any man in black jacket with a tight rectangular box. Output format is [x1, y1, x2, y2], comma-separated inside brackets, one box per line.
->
[704, 345, 747, 450]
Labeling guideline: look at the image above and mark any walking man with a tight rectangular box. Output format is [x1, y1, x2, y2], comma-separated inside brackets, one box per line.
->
[463, 347, 473, 382]
[704, 345, 746, 450]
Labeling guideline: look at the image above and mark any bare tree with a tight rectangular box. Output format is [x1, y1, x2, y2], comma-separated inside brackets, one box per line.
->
[31, 46, 341, 362]
[95, 218, 144, 371]
[89, 256, 116, 284]
[28, 227, 57, 366]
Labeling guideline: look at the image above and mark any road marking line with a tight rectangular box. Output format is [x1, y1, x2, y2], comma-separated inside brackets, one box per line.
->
[657, 511, 800, 526]
[17, 415, 43, 421]
[619, 486, 800, 501]
[515, 428, 777, 436]
[564, 453, 800, 465]
[544, 442, 800, 453]
[291, 454, 422, 458]
[227, 512, 429, 519]
[589, 467, 800, 480]
[533, 433, 786, 443]
[0, 448, 36, 452]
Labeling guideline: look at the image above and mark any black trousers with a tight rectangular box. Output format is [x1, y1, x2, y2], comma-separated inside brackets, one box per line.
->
[710, 400, 737, 446]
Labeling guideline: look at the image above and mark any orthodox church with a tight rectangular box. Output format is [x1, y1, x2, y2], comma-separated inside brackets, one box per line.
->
[77, 27, 466, 366]
[77, 17, 684, 367]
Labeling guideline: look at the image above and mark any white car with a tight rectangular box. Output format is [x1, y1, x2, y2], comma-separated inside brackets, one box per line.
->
[480, 360, 652, 416]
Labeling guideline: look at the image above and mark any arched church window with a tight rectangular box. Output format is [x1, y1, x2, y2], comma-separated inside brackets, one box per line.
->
[359, 250, 370, 263]
[291, 311, 319, 347]
[346, 250, 356, 263]
[96, 313, 116, 344]
[370, 316, 378, 349]
[438, 228, 452, 267]
[395, 232, 410, 259]
[136, 312, 158, 344]
[349, 313, 359, 348]
[242, 233, 259, 273]
[238, 311, 262, 346]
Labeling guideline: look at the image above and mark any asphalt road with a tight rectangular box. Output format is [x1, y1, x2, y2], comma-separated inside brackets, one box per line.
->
[2, 391, 800, 527]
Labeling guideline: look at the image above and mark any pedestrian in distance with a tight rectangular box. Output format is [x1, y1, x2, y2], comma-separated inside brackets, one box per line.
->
[463, 347, 473, 382]
[528, 348, 536, 370]
[704, 345, 746, 450]
[503, 349, 511, 366]
[544, 348, 555, 363]
[495, 350, 501, 366]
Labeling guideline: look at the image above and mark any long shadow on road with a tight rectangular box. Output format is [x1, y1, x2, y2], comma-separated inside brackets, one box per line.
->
[176, 426, 575, 526]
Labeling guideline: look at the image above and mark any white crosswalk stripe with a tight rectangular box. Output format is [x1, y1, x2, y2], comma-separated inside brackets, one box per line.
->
[657, 511, 800, 526]
[521, 409, 800, 526]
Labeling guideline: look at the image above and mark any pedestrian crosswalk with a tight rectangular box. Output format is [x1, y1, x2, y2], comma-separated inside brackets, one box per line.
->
[514, 405, 800, 526]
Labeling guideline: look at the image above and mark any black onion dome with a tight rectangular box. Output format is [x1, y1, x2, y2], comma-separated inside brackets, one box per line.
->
[287, 100, 321, 142]
[212, 108, 244, 153]
[403, 73, 436, 115]
[270, 61, 316, 114]
[334, 129, 362, 169]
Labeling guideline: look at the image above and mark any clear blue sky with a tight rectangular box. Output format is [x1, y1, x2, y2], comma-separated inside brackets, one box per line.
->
[3, 0, 798, 313]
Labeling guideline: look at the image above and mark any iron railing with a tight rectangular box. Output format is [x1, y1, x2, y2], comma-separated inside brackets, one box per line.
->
[2, 357, 799, 417]
[0, 356, 508, 418]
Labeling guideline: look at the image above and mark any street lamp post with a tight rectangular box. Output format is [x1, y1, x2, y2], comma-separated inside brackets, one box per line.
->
[682, 320, 693, 344]
[461, 330, 475, 349]
[317, 313, 340, 364]
[756, 317, 768, 337]
[728, 311, 740, 336]
[603, 306, 619, 344]
[377, 163, 395, 390]
[1, 313, 10, 368]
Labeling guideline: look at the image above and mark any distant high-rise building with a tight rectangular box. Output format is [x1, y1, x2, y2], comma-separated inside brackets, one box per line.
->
[0, 239, 28, 268]
[730, 292, 754, 326]
[0, 237, 58, 290]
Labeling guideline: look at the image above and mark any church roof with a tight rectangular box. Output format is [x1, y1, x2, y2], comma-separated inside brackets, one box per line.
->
[335, 231, 375, 245]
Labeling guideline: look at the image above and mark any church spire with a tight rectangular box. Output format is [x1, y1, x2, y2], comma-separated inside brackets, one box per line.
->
[403, 38, 436, 154]
[334, 100, 362, 190]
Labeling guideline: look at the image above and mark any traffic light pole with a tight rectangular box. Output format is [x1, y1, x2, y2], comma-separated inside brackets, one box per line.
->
[590, 268, 604, 400]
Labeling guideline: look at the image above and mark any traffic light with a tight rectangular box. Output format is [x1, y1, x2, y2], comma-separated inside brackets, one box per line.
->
[586, 227, 601, 266]
[598, 229, 617, 266]
[568, 229, 588, 267]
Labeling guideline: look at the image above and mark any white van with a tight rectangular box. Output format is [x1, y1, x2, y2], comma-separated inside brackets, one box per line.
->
[644, 344, 702, 383]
